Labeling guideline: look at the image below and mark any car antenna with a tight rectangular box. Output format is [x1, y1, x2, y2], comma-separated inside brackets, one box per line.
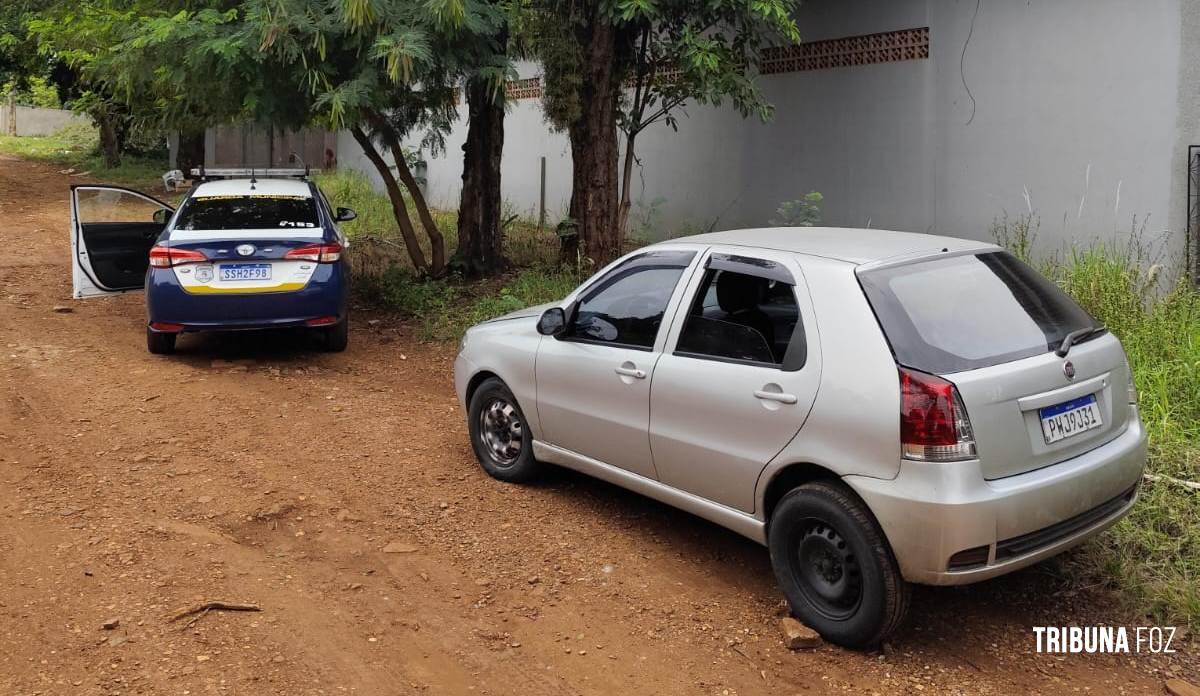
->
[250, 166, 257, 190]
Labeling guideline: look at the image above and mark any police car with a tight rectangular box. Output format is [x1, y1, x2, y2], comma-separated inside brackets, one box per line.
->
[70, 169, 355, 354]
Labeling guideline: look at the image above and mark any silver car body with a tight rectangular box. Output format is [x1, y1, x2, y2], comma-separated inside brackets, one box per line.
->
[454, 227, 1147, 586]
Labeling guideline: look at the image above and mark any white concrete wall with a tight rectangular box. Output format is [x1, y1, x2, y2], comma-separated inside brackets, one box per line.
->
[0, 105, 91, 137]
[338, 0, 1190, 260]
[927, 0, 1181, 255]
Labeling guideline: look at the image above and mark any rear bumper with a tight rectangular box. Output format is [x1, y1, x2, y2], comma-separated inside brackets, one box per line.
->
[846, 411, 1147, 586]
[146, 263, 346, 331]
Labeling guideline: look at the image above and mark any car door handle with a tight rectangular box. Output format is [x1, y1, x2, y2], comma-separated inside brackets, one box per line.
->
[754, 389, 797, 404]
[615, 365, 646, 379]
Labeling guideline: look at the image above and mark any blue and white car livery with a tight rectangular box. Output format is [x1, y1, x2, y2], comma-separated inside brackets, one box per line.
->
[69, 172, 355, 354]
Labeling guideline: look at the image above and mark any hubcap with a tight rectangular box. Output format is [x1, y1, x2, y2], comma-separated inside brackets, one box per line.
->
[479, 398, 524, 467]
[789, 520, 863, 620]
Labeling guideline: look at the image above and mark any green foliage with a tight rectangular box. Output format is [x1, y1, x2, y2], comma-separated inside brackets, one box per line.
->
[51, 121, 99, 152]
[362, 265, 582, 341]
[317, 170, 561, 272]
[314, 171, 398, 241]
[995, 222, 1200, 631]
[430, 268, 580, 340]
[768, 192, 823, 227]
[4, 75, 61, 107]
[534, 0, 800, 133]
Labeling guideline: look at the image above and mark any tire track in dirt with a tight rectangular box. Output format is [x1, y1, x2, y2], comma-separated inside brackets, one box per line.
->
[0, 153, 1193, 694]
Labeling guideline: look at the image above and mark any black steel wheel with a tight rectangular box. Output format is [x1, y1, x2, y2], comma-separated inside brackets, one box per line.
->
[768, 480, 909, 648]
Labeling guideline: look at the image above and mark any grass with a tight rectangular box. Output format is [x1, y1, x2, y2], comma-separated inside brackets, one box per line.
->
[316, 170, 562, 271]
[0, 122, 168, 188]
[994, 215, 1200, 631]
[316, 170, 578, 340]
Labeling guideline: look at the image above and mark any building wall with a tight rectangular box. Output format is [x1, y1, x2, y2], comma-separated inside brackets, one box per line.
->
[927, 0, 1181, 257]
[338, 0, 1189, 260]
[0, 105, 91, 137]
[204, 125, 338, 170]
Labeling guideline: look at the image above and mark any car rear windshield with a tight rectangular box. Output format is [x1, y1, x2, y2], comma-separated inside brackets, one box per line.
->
[858, 251, 1099, 374]
[175, 194, 319, 230]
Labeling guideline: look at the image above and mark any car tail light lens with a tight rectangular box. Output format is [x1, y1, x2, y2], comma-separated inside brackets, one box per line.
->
[149, 245, 207, 268]
[899, 367, 976, 462]
[149, 321, 184, 332]
[285, 242, 342, 263]
[304, 316, 338, 327]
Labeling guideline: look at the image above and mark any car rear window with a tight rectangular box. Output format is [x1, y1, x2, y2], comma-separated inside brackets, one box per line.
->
[175, 195, 319, 230]
[858, 251, 1099, 374]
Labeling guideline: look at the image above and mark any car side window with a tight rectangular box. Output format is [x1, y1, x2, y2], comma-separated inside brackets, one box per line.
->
[567, 251, 694, 350]
[675, 256, 805, 369]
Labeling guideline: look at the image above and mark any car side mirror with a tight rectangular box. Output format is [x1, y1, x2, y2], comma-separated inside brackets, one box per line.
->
[335, 207, 357, 222]
[537, 307, 567, 336]
[152, 208, 171, 225]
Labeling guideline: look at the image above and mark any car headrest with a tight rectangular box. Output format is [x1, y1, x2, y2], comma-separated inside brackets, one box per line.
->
[716, 273, 766, 313]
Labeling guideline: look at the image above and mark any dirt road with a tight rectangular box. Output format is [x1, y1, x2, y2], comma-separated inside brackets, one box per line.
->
[0, 153, 1193, 695]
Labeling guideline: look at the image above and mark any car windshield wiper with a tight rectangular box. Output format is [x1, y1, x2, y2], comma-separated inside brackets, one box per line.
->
[1055, 325, 1107, 357]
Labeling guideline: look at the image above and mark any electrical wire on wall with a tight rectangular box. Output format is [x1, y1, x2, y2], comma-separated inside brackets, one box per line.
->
[961, 0, 982, 125]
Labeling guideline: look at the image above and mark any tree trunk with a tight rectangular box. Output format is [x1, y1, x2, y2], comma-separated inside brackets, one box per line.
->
[177, 130, 205, 178]
[349, 125, 429, 273]
[455, 78, 506, 277]
[616, 128, 639, 240]
[368, 113, 447, 277]
[96, 112, 121, 168]
[565, 20, 622, 266]
[391, 153, 446, 277]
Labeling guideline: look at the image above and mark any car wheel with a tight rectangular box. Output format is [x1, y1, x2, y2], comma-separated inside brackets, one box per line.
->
[467, 378, 540, 482]
[768, 481, 909, 649]
[321, 317, 349, 352]
[147, 327, 177, 355]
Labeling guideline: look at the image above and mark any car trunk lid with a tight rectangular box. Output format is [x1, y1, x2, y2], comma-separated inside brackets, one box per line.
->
[948, 333, 1131, 479]
[858, 249, 1133, 479]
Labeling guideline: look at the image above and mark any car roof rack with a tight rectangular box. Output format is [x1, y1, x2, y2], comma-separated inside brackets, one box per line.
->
[190, 166, 320, 181]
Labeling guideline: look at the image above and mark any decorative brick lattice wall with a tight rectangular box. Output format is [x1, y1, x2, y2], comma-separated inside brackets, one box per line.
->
[760, 27, 930, 75]
[504, 78, 543, 100]
[501, 27, 930, 100]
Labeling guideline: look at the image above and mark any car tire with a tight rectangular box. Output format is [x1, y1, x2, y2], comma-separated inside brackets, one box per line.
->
[767, 481, 909, 649]
[147, 328, 177, 355]
[467, 378, 540, 483]
[321, 317, 349, 352]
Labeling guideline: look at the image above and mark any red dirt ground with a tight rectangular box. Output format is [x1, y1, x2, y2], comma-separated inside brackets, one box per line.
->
[0, 153, 1194, 695]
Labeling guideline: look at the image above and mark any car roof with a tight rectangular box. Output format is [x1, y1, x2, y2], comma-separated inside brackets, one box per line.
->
[668, 227, 996, 264]
[190, 178, 313, 199]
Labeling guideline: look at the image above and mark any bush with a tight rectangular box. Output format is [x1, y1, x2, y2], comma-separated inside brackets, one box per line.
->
[359, 264, 581, 342]
[769, 192, 823, 227]
[53, 121, 101, 153]
[994, 216, 1200, 630]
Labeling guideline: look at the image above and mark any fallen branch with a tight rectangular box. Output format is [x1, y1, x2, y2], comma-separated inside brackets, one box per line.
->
[1144, 473, 1200, 492]
[169, 601, 261, 624]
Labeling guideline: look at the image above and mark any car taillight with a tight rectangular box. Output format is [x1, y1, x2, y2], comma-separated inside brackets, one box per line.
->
[899, 367, 976, 462]
[149, 245, 207, 268]
[285, 242, 342, 263]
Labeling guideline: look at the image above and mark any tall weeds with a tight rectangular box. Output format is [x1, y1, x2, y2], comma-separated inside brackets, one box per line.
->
[993, 215, 1200, 629]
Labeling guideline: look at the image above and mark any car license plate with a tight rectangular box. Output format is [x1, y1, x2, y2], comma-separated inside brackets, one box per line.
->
[1039, 394, 1102, 444]
[219, 264, 271, 281]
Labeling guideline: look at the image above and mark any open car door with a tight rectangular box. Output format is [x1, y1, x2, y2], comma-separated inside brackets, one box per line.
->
[71, 185, 173, 298]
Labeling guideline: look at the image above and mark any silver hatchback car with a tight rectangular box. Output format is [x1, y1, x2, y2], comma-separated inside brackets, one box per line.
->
[453, 227, 1146, 648]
